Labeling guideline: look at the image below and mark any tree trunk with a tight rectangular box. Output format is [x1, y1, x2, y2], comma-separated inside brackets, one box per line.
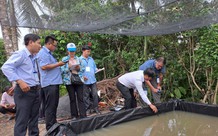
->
[202, 91, 210, 103]
[10, 0, 19, 51]
[1, 26, 15, 58]
[213, 80, 218, 104]
[143, 36, 148, 60]
[130, 0, 136, 13]
[0, 0, 18, 58]
[186, 72, 194, 101]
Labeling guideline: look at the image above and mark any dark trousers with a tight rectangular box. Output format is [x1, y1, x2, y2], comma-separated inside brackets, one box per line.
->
[43, 85, 59, 131]
[66, 84, 86, 118]
[83, 83, 99, 110]
[116, 81, 137, 109]
[0, 106, 16, 114]
[150, 78, 161, 103]
[39, 89, 45, 119]
[14, 85, 40, 136]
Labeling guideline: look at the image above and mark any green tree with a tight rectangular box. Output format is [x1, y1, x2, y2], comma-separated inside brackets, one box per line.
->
[0, 39, 10, 91]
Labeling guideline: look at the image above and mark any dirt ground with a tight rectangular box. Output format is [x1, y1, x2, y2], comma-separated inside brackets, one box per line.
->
[0, 110, 111, 136]
[0, 93, 111, 136]
[0, 113, 46, 136]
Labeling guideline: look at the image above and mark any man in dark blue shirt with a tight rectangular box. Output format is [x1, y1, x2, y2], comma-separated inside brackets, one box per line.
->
[139, 57, 166, 103]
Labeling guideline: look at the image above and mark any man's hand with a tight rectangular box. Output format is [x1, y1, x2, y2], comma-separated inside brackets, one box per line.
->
[62, 56, 70, 63]
[84, 76, 88, 81]
[149, 104, 158, 113]
[4, 104, 15, 109]
[134, 91, 138, 98]
[4, 104, 10, 109]
[8, 86, 14, 92]
[17, 80, 30, 92]
[157, 85, 162, 90]
[153, 88, 159, 93]
[58, 61, 66, 66]
[8, 104, 15, 109]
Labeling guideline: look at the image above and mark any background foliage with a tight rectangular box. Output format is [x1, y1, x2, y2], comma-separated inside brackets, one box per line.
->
[0, 39, 10, 92]
[0, 24, 217, 103]
[36, 24, 218, 103]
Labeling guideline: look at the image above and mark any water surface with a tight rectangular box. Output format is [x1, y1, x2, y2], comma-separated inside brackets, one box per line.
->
[79, 111, 218, 136]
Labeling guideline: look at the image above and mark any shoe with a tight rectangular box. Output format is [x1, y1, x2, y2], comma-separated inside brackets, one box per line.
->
[109, 105, 124, 111]
[93, 108, 102, 115]
[70, 116, 79, 120]
[38, 117, 45, 124]
[38, 120, 45, 124]
[86, 109, 92, 115]
[78, 115, 87, 119]
[38, 117, 45, 121]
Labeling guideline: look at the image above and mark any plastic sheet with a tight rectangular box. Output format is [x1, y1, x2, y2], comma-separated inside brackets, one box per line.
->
[47, 99, 218, 135]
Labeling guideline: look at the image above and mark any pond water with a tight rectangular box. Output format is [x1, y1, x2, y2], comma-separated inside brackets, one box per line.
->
[79, 111, 218, 136]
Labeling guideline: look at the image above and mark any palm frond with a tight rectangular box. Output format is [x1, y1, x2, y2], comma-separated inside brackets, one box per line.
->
[14, 0, 44, 28]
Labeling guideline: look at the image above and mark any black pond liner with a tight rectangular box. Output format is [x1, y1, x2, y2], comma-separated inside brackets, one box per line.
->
[45, 99, 218, 136]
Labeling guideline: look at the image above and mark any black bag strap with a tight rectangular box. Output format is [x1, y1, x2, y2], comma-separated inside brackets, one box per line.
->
[35, 58, 41, 82]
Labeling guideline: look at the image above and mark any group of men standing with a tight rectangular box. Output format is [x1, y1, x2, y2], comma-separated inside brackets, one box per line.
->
[1, 33, 166, 136]
[1, 34, 101, 136]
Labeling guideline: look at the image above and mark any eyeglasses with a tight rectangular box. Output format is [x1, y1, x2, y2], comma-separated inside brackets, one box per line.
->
[52, 43, 57, 47]
[50, 42, 57, 47]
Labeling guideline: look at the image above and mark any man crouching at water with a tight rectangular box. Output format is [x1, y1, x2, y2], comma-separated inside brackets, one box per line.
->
[116, 68, 158, 113]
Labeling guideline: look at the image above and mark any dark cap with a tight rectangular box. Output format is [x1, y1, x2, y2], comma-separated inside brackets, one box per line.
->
[82, 45, 92, 51]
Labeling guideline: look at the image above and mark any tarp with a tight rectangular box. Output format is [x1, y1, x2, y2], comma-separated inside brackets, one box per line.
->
[46, 99, 218, 136]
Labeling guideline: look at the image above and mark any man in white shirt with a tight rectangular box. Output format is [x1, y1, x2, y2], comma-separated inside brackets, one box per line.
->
[0, 86, 16, 116]
[116, 68, 158, 113]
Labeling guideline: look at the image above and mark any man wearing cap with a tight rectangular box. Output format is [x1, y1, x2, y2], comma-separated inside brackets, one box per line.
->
[37, 35, 68, 131]
[80, 45, 101, 115]
[61, 43, 86, 119]
[1, 34, 41, 136]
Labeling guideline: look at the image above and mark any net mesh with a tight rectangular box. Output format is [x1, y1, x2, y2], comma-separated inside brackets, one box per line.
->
[1, 0, 218, 36]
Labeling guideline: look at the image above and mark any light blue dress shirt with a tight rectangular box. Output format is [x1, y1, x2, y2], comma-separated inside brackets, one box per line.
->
[80, 56, 97, 85]
[37, 46, 63, 88]
[1, 48, 40, 86]
[139, 59, 166, 76]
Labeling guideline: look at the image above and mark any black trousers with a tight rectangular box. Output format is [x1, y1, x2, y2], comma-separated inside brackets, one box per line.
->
[39, 89, 45, 119]
[0, 106, 16, 114]
[150, 78, 161, 103]
[14, 85, 40, 136]
[66, 84, 86, 118]
[116, 81, 137, 109]
[83, 83, 99, 110]
[42, 85, 59, 131]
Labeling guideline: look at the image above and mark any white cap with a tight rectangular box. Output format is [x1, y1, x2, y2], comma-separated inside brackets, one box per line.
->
[67, 43, 76, 52]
